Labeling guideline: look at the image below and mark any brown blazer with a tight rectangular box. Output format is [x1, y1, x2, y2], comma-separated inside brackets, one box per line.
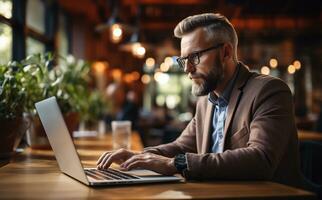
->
[145, 62, 305, 188]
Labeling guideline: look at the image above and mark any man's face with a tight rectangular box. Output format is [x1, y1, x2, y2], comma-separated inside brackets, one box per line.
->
[180, 28, 224, 96]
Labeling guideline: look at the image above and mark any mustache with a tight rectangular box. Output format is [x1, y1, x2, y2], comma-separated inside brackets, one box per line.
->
[189, 73, 206, 80]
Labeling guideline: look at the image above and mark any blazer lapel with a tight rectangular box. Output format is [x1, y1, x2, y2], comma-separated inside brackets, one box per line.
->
[201, 101, 214, 154]
[223, 63, 252, 145]
[224, 86, 242, 135]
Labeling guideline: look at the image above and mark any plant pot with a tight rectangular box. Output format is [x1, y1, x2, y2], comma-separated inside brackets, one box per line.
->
[25, 113, 51, 150]
[64, 112, 80, 135]
[0, 117, 29, 159]
[26, 112, 80, 150]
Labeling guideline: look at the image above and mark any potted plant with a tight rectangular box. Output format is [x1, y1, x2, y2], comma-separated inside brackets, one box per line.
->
[53, 55, 91, 132]
[19, 53, 60, 149]
[0, 62, 29, 158]
[21, 53, 93, 148]
[79, 89, 109, 132]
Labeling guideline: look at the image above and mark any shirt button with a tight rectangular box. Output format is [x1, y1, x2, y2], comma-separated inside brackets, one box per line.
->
[219, 134, 223, 139]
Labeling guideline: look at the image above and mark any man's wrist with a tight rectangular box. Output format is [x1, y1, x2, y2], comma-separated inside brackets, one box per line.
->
[168, 157, 178, 175]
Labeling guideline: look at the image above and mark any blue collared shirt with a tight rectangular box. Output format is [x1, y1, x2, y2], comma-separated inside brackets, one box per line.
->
[208, 65, 239, 153]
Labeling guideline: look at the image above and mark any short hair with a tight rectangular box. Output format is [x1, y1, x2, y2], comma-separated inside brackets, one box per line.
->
[174, 13, 238, 60]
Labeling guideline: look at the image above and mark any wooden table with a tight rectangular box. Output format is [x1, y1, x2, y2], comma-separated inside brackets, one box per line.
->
[0, 132, 316, 199]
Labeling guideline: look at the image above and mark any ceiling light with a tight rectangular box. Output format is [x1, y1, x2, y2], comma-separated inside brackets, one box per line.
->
[261, 66, 270, 75]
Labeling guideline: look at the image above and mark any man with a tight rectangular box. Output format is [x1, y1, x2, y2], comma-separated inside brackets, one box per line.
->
[97, 13, 304, 188]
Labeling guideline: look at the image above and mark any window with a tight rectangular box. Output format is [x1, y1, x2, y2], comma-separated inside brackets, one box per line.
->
[154, 73, 192, 111]
[26, 0, 45, 55]
[0, 0, 12, 64]
[0, 0, 69, 62]
[0, 23, 12, 64]
[57, 11, 68, 57]
[0, 0, 12, 19]
[26, 0, 45, 34]
[26, 37, 45, 55]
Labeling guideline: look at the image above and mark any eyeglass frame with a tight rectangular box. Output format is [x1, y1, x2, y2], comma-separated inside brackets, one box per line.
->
[176, 43, 224, 69]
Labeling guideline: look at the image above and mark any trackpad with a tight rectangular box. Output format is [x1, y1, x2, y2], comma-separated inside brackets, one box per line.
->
[122, 169, 163, 177]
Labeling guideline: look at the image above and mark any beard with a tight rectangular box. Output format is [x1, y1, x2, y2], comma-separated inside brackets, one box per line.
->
[191, 57, 224, 96]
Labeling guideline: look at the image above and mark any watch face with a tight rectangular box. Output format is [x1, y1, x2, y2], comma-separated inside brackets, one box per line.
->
[177, 155, 185, 163]
[175, 154, 187, 172]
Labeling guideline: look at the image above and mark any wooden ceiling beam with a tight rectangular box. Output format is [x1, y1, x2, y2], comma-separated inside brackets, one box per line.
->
[231, 17, 320, 30]
[142, 22, 176, 30]
[122, 0, 211, 6]
[141, 17, 321, 31]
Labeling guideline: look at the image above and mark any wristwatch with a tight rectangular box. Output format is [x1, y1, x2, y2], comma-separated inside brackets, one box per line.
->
[174, 154, 187, 173]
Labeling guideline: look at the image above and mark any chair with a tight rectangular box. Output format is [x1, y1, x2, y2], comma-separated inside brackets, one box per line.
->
[316, 110, 322, 132]
[299, 141, 322, 199]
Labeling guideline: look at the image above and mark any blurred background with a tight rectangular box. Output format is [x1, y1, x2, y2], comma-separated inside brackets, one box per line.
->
[0, 0, 322, 148]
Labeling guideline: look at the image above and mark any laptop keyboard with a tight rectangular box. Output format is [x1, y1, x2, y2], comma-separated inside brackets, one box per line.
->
[85, 168, 140, 181]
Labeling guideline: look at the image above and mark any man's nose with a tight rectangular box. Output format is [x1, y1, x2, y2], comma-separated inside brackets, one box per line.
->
[184, 62, 196, 74]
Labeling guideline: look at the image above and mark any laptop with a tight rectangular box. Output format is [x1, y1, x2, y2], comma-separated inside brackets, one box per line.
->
[35, 96, 182, 186]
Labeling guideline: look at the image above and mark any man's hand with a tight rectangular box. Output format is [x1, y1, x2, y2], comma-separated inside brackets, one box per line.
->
[96, 148, 137, 169]
[120, 153, 178, 176]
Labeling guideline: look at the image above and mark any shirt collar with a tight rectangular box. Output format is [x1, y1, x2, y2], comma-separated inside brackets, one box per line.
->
[208, 63, 240, 106]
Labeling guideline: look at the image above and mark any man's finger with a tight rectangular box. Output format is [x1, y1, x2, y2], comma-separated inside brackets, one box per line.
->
[96, 151, 110, 165]
[100, 151, 119, 169]
[99, 149, 125, 169]
[101, 148, 128, 169]
[98, 153, 112, 169]
[97, 152, 111, 168]
[121, 154, 144, 168]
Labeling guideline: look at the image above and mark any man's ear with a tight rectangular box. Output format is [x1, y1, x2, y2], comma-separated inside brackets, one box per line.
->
[222, 43, 233, 61]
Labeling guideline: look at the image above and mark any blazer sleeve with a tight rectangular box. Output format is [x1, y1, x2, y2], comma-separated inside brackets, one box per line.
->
[143, 114, 198, 158]
[183, 79, 296, 180]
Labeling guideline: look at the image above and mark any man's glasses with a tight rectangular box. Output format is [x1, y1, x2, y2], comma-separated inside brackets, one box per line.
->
[176, 43, 224, 69]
